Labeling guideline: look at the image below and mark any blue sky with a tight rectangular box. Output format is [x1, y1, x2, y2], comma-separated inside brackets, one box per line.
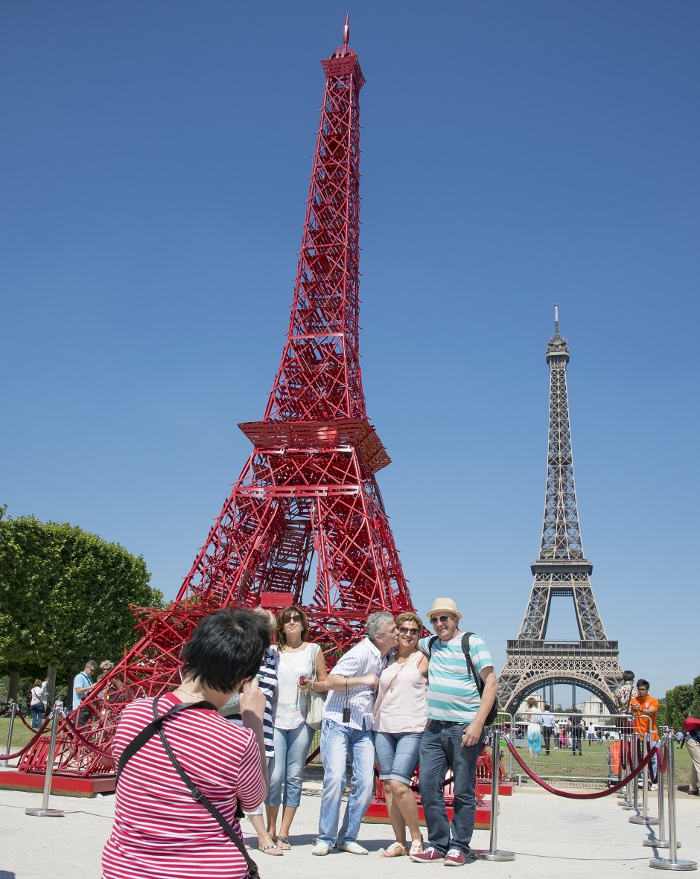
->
[2, 2, 698, 699]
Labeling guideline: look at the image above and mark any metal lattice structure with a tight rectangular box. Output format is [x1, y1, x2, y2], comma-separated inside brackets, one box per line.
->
[498, 307, 624, 714]
[20, 20, 413, 779]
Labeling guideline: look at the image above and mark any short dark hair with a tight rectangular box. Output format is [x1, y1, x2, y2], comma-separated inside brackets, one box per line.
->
[623, 670, 635, 682]
[636, 678, 649, 689]
[276, 606, 309, 646]
[181, 609, 270, 693]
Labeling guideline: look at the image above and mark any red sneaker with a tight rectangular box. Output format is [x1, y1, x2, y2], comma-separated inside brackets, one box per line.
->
[444, 849, 471, 866]
[410, 847, 444, 863]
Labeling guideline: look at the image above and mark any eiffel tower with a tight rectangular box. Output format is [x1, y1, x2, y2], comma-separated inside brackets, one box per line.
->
[19, 18, 413, 781]
[498, 307, 624, 715]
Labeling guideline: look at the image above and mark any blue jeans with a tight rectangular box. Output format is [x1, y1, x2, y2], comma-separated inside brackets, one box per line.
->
[317, 719, 375, 847]
[418, 720, 484, 856]
[30, 704, 44, 729]
[267, 722, 315, 809]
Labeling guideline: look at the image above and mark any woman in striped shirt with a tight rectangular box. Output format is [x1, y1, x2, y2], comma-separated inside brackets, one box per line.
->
[102, 609, 269, 879]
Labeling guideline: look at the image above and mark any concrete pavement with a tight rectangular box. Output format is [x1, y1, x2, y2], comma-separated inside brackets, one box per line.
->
[1, 778, 698, 878]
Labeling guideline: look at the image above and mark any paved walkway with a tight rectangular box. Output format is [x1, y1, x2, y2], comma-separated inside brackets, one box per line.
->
[1, 779, 698, 878]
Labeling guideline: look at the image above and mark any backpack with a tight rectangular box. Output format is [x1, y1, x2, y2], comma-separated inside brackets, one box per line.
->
[428, 631, 499, 726]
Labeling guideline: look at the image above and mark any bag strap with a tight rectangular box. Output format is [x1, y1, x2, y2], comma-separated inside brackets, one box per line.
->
[149, 697, 260, 879]
[461, 632, 485, 696]
[116, 699, 216, 779]
[428, 632, 483, 692]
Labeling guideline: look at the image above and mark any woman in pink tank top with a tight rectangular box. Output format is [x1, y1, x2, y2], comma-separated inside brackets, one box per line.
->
[373, 611, 429, 858]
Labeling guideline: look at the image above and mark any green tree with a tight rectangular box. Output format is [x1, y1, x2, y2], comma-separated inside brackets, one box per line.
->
[659, 683, 694, 729]
[0, 506, 163, 690]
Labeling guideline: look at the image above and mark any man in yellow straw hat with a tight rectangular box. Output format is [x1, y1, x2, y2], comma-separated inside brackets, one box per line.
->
[410, 598, 497, 867]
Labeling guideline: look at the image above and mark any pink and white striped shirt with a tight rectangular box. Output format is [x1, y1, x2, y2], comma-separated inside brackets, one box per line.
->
[102, 692, 264, 879]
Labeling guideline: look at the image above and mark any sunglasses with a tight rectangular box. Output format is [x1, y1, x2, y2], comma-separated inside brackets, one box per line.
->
[431, 615, 453, 625]
[399, 626, 419, 636]
[285, 614, 302, 623]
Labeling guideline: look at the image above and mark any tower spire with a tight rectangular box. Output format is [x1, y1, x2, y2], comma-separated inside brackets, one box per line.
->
[497, 313, 623, 715]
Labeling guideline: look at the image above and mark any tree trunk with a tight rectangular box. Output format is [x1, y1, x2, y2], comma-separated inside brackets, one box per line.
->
[8, 670, 20, 703]
[46, 665, 57, 703]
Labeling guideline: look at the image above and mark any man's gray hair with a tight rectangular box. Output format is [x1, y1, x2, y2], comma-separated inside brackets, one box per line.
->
[366, 611, 395, 643]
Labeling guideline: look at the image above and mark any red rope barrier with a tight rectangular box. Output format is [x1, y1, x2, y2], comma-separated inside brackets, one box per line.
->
[505, 737, 657, 800]
[0, 714, 53, 760]
[15, 705, 39, 732]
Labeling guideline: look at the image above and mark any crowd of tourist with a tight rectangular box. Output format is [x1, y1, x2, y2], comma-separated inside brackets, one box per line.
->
[99, 597, 497, 876]
[92, 602, 699, 878]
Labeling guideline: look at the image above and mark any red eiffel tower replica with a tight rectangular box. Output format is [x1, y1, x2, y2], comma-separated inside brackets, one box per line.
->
[16, 18, 413, 789]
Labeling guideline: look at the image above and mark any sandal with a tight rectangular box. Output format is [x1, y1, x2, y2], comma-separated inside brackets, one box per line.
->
[409, 838, 424, 856]
[261, 843, 283, 856]
[382, 842, 407, 858]
[277, 836, 292, 850]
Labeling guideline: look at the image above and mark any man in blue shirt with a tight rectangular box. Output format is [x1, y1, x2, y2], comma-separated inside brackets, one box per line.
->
[73, 659, 97, 727]
[311, 611, 398, 857]
[411, 598, 497, 867]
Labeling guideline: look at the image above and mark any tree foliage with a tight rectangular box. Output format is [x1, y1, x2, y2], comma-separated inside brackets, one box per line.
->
[0, 506, 163, 685]
[658, 676, 700, 728]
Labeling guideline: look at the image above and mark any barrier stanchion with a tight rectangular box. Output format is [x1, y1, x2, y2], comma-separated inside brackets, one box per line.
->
[473, 721, 515, 862]
[1, 702, 17, 766]
[645, 738, 680, 851]
[649, 738, 696, 871]
[631, 729, 658, 826]
[619, 733, 633, 807]
[25, 707, 65, 818]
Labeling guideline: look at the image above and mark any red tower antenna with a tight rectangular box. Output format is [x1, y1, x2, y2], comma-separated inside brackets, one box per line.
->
[19, 19, 413, 781]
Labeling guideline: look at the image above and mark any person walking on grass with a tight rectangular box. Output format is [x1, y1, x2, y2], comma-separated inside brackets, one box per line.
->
[29, 679, 49, 729]
[526, 698, 542, 759]
[410, 598, 497, 868]
[541, 704, 555, 755]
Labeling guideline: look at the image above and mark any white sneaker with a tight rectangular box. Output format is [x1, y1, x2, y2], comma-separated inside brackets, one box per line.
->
[337, 841, 369, 855]
[312, 841, 331, 856]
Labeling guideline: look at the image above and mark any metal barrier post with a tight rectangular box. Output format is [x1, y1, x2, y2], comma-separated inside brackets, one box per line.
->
[1, 702, 17, 766]
[25, 707, 65, 818]
[473, 722, 515, 862]
[644, 737, 680, 851]
[618, 727, 633, 806]
[649, 739, 696, 871]
[631, 729, 658, 825]
[624, 733, 637, 807]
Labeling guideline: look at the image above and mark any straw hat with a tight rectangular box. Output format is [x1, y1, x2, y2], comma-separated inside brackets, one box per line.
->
[426, 598, 462, 621]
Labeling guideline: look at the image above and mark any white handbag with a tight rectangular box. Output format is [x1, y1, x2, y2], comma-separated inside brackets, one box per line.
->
[305, 643, 326, 730]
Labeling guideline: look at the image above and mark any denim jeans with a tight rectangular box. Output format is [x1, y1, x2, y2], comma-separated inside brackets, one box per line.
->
[542, 726, 553, 754]
[418, 720, 484, 856]
[30, 705, 44, 729]
[317, 719, 375, 847]
[267, 722, 315, 809]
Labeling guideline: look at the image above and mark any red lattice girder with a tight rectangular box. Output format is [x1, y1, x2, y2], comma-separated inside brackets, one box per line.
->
[19, 24, 413, 779]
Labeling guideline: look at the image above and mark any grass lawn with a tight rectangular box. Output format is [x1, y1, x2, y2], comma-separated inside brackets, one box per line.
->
[508, 740, 695, 789]
[0, 715, 44, 755]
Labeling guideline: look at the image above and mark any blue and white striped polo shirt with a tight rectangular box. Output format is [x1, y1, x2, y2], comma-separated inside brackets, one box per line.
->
[420, 633, 493, 723]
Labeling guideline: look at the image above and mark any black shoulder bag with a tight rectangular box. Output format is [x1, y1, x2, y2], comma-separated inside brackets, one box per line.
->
[428, 632, 498, 726]
[117, 696, 260, 879]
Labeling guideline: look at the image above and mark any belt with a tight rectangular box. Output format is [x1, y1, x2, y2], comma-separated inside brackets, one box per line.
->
[428, 719, 468, 727]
